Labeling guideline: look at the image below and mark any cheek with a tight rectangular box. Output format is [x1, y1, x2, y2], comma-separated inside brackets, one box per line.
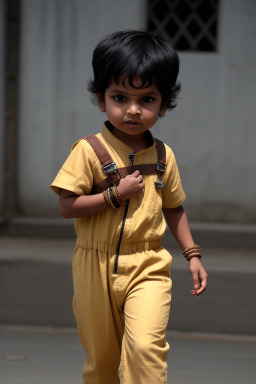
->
[107, 105, 124, 117]
[144, 107, 161, 120]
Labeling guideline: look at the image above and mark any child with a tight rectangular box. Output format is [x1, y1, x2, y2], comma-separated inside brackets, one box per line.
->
[51, 30, 208, 384]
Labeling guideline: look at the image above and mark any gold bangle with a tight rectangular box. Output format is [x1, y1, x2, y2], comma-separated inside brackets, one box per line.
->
[184, 248, 201, 256]
[109, 186, 121, 209]
[103, 189, 116, 210]
[183, 244, 200, 256]
[113, 185, 123, 206]
[185, 252, 202, 261]
[103, 190, 110, 207]
[107, 188, 117, 210]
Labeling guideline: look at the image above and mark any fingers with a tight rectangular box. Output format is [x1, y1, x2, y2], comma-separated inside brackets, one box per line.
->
[195, 275, 208, 295]
[192, 271, 200, 290]
[130, 169, 140, 177]
[129, 170, 144, 188]
[118, 170, 144, 200]
[136, 174, 143, 183]
[137, 177, 145, 193]
[189, 258, 208, 296]
[130, 170, 143, 180]
[190, 273, 208, 296]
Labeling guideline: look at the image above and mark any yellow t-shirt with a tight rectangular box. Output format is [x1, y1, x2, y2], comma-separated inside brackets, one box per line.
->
[51, 123, 185, 246]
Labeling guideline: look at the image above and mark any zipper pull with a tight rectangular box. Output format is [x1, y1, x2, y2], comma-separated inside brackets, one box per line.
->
[129, 153, 136, 166]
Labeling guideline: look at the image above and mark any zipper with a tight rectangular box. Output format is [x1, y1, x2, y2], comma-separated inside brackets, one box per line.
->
[113, 153, 135, 274]
[113, 199, 130, 273]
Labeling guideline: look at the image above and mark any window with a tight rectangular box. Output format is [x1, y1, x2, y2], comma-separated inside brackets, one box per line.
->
[147, 0, 219, 52]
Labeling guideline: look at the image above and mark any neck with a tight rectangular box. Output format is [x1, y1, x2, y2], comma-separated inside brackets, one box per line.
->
[106, 121, 153, 152]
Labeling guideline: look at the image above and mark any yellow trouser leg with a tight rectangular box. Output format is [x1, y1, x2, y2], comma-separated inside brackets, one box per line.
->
[120, 277, 171, 384]
[72, 245, 123, 384]
[72, 241, 172, 384]
[114, 246, 172, 384]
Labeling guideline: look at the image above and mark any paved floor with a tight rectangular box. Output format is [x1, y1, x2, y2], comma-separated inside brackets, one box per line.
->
[1, 327, 256, 384]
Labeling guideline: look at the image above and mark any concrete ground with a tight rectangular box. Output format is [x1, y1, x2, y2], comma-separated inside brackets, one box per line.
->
[1, 326, 256, 384]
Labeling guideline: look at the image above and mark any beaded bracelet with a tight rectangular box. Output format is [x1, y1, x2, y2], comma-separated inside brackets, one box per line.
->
[103, 189, 116, 210]
[112, 185, 123, 207]
[103, 186, 123, 210]
[109, 187, 121, 209]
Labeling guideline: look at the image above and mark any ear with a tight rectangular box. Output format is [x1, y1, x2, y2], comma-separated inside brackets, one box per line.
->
[96, 92, 106, 112]
[159, 102, 168, 117]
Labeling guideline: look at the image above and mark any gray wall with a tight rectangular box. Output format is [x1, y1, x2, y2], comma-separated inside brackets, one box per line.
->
[0, 0, 5, 217]
[17, 0, 256, 222]
[18, 0, 146, 216]
[150, 0, 256, 223]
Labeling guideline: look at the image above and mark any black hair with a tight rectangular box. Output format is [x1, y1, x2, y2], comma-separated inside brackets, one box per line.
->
[87, 30, 181, 110]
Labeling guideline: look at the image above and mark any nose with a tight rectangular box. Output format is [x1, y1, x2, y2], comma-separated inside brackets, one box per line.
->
[126, 102, 141, 116]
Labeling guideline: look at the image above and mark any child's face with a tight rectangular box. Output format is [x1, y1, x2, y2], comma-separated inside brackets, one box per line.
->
[97, 76, 167, 137]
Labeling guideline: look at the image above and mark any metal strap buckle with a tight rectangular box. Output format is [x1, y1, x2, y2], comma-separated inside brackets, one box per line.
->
[103, 162, 118, 175]
[155, 162, 166, 188]
[155, 180, 163, 188]
[156, 162, 166, 173]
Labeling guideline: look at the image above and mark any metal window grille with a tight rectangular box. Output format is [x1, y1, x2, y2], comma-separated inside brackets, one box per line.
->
[147, 0, 219, 52]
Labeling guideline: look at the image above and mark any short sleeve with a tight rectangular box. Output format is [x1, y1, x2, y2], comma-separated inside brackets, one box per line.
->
[162, 145, 186, 208]
[50, 139, 95, 195]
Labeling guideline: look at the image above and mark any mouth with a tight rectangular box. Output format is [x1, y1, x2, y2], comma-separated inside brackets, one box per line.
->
[124, 120, 140, 126]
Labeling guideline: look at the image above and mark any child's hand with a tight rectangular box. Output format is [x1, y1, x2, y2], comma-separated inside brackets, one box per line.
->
[189, 257, 208, 296]
[117, 170, 144, 200]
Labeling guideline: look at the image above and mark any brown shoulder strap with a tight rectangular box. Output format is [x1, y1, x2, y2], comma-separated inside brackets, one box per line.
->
[154, 138, 166, 166]
[83, 135, 120, 185]
[84, 134, 114, 169]
[90, 164, 159, 194]
[84, 135, 167, 194]
[154, 138, 166, 189]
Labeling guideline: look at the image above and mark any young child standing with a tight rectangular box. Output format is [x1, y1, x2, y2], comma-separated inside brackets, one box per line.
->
[51, 30, 208, 384]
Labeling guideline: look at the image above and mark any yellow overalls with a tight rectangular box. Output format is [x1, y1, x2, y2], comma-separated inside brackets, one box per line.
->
[51, 123, 186, 384]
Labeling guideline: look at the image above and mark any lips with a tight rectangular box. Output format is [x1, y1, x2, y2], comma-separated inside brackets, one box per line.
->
[125, 120, 140, 125]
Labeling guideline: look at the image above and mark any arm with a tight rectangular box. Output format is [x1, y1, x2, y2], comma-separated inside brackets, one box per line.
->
[59, 170, 144, 218]
[163, 205, 208, 296]
[59, 189, 107, 218]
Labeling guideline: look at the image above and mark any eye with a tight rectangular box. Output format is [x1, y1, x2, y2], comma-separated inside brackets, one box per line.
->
[114, 95, 126, 102]
[142, 96, 155, 103]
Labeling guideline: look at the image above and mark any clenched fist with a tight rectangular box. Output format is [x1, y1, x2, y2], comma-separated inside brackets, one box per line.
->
[117, 170, 144, 200]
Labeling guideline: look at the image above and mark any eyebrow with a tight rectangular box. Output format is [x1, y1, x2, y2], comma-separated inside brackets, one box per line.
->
[109, 89, 128, 94]
[109, 89, 159, 96]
